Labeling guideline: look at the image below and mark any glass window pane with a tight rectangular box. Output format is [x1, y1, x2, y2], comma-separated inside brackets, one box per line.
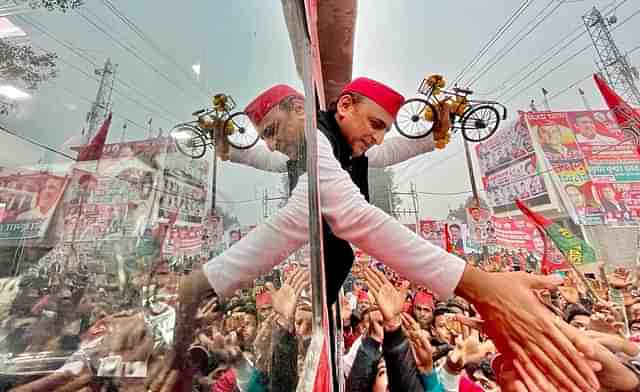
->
[0, 2, 319, 391]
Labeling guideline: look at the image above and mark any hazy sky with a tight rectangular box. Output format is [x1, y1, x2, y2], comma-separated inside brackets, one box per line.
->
[0, 0, 638, 224]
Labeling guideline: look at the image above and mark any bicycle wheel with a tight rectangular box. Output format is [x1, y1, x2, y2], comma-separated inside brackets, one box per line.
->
[224, 112, 259, 150]
[394, 98, 438, 139]
[461, 105, 500, 142]
[171, 124, 208, 159]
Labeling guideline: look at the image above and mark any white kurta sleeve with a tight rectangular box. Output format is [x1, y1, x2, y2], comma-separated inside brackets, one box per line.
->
[204, 131, 465, 299]
[318, 132, 465, 299]
[228, 141, 289, 173]
[203, 178, 310, 297]
[366, 133, 435, 168]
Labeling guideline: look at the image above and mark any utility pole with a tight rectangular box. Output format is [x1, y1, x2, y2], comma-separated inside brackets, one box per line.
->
[578, 88, 592, 110]
[262, 188, 287, 219]
[583, 7, 640, 106]
[541, 88, 551, 111]
[85, 59, 116, 139]
[391, 182, 420, 234]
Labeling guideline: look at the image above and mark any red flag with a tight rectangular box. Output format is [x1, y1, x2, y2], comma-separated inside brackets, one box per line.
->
[593, 74, 640, 129]
[76, 113, 112, 161]
[313, 339, 330, 392]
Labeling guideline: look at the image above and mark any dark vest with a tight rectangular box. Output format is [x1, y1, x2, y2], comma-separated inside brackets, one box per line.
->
[287, 110, 369, 306]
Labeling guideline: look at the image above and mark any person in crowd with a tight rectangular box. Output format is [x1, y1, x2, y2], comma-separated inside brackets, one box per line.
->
[564, 304, 592, 331]
[357, 290, 372, 315]
[347, 267, 424, 392]
[413, 291, 435, 331]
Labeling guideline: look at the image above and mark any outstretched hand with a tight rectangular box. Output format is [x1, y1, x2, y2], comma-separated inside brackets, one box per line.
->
[456, 266, 600, 392]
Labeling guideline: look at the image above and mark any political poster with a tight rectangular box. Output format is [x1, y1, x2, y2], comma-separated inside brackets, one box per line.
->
[527, 112, 602, 225]
[567, 110, 640, 183]
[475, 113, 535, 174]
[482, 155, 547, 208]
[466, 206, 492, 247]
[476, 114, 550, 212]
[0, 171, 67, 240]
[419, 219, 445, 249]
[492, 216, 537, 251]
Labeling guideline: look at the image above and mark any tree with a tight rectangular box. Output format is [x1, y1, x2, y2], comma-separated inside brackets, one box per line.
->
[368, 168, 401, 216]
[27, 0, 84, 12]
[0, 40, 58, 114]
[0, 40, 57, 90]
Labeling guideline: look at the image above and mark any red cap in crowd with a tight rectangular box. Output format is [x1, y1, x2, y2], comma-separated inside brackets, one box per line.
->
[413, 291, 434, 309]
[244, 84, 304, 125]
[256, 292, 272, 308]
[341, 77, 405, 118]
[357, 290, 369, 303]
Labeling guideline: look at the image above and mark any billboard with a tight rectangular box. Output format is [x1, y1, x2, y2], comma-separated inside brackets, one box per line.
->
[476, 114, 550, 212]
[0, 172, 67, 240]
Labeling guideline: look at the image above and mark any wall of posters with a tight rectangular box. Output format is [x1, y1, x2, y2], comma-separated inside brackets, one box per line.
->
[476, 114, 550, 212]
[527, 112, 603, 225]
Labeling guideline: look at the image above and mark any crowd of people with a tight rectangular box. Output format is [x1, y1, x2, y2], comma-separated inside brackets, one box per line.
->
[4, 245, 640, 392]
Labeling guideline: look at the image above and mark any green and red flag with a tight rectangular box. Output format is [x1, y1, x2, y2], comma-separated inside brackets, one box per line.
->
[516, 199, 596, 271]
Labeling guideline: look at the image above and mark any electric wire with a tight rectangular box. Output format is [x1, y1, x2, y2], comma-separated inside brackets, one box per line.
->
[452, 0, 536, 87]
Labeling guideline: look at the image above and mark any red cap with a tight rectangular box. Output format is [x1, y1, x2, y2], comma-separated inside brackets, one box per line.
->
[244, 84, 304, 125]
[357, 290, 369, 303]
[256, 292, 272, 308]
[413, 291, 434, 309]
[341, 77, 405, 118]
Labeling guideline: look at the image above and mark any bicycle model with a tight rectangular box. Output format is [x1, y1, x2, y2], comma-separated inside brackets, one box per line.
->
[170, 94, 259, 159]
[394, 75, 507, 148]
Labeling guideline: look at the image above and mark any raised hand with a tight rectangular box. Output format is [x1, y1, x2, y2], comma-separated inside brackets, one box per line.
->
[268, 268, 310, 327]
[364, 267, 409, 330]
[402, 313, 434, 374]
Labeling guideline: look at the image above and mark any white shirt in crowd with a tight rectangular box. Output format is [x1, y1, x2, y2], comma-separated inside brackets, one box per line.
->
[203, 130, 466, 300]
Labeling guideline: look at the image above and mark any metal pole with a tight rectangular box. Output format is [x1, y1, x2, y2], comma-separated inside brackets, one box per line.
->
[542, 88, 551, 111]
[411, 182, 420, 235]
[211, 152, 217, 211]
[283, 1, 333, 390]
[462, 138, 480, 204]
